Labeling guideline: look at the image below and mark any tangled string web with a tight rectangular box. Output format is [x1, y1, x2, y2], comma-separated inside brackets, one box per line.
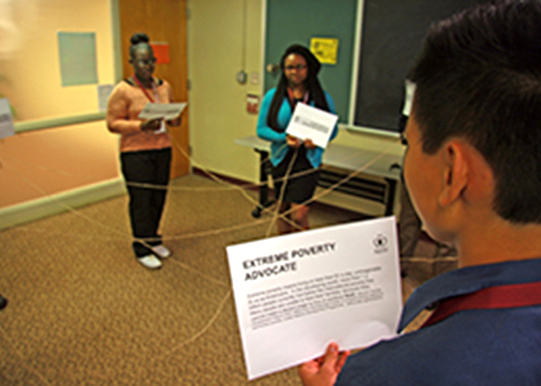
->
[0, 132, 398, 382]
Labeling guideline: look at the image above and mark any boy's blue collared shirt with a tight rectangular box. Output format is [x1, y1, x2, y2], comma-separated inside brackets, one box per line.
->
[336, 258, 541, 385]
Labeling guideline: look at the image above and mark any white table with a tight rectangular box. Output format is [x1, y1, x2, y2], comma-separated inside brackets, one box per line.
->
[235, 135, 403, 217]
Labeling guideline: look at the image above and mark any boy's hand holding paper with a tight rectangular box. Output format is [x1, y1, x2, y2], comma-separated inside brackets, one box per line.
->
[226, 217, 402, 380]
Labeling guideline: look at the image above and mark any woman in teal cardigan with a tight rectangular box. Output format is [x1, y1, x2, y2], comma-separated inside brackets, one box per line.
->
[257, 44, 338, 234]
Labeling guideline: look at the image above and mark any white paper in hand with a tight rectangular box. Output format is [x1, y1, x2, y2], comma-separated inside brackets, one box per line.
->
[285, 102, 338, 149]
[226, 216, 402, 380]
[138, 102, 187, 120]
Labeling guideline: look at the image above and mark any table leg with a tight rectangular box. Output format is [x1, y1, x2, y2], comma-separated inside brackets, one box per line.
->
[252, 150, 275, 218]
[384, 178, 397, 216]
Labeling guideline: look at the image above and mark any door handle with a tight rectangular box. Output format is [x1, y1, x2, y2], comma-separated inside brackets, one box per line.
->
[266, 63, 280, 75]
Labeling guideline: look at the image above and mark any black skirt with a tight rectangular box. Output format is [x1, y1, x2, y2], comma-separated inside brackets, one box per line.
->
[271, 146, 320, 205]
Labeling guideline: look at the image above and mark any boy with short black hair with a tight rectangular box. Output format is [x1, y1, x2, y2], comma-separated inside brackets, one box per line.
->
[298, 1, 541, 384]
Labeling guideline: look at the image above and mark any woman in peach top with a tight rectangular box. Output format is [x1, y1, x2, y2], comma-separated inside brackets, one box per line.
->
[107, 33, 181, 270]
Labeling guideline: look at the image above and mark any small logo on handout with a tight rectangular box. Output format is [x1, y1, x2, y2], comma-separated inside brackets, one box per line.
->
[373, 234, 389, 254]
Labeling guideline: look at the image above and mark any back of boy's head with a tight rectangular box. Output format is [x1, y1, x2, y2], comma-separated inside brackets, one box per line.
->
[409, 0, 541, 224]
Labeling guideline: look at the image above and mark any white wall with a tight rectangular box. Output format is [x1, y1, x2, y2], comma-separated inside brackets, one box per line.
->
[187, 0, 404, 212]
[0, 0, 116, 121]
[0, 0, 120, 214]
[188, 0, 263, 182]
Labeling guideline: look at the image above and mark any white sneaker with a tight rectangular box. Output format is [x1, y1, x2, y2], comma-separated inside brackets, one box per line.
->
[137, 255, 162, 269]
[152, 244, 171, 259]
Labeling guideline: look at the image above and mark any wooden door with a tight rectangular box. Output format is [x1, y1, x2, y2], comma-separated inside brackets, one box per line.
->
[118, 0, 189, 178]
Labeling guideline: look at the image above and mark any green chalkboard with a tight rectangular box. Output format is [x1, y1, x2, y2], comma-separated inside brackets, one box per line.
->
[264, 0, 358, 124]
[353, 0, 486, 133]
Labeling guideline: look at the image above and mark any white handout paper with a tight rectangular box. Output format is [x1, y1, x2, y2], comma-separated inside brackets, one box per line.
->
[285, 102, 338, 149]
[226, 216, 402, 380]
[138, 102, 187, 120]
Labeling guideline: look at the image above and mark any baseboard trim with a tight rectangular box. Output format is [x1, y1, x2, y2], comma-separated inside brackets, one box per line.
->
[0, 177, 126, 231]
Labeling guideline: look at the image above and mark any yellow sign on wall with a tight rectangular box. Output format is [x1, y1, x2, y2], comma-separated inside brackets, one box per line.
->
[310, 37, 339, 65]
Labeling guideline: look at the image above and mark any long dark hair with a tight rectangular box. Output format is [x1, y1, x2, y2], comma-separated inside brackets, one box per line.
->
[267, 44, 330, 131]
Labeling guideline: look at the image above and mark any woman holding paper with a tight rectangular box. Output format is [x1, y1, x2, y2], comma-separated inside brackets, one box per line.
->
[257, 44, 338, 234]
[106, 32, 181, 269]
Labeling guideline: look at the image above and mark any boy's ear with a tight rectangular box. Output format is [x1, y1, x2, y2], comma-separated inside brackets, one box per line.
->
[438, 141, 468, 207]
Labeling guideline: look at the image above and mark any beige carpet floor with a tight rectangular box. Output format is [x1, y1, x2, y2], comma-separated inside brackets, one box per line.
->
[0, 174, 446, 385]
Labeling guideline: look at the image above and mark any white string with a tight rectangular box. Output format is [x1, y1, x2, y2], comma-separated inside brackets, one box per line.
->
[158, 289, 232, 360]
[0, 134, 401, 382]
[266, 146, 300, 236]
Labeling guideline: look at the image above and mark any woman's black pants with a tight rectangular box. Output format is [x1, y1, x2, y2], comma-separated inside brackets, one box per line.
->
[120, 148, 171, 258]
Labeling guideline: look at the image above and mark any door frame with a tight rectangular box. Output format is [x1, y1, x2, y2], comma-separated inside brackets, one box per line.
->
[110, 0, 190, 178]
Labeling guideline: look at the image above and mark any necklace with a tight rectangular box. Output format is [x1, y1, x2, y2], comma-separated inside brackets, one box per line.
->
[132, 75, 160, 103]
[287, 87, 309, 109]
